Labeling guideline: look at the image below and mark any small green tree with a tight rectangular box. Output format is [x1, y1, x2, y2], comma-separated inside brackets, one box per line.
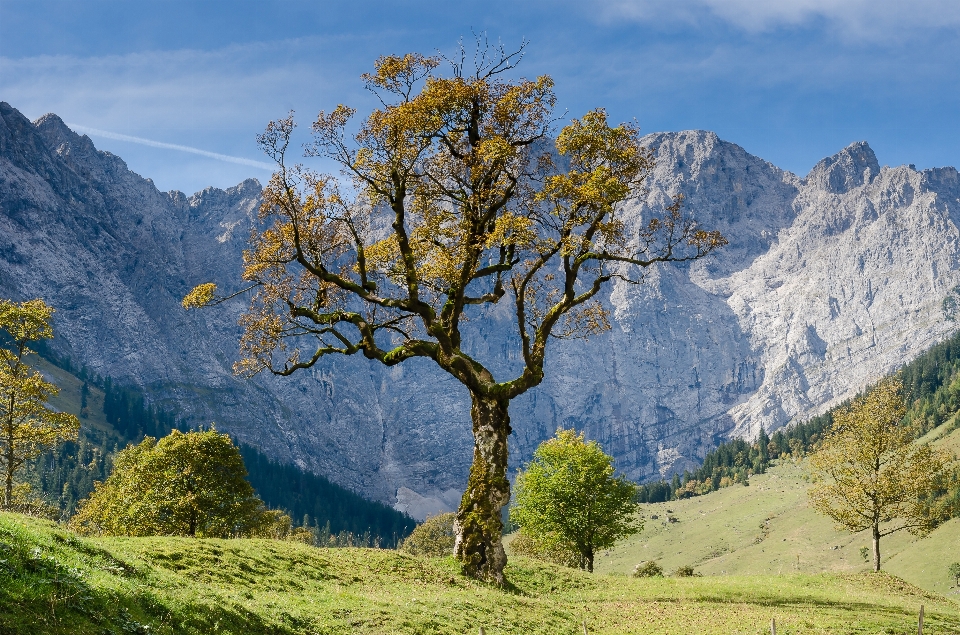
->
[808, 378, 953, 572]
[0, 299, 79, 509]
[510, 428, 640, 572]
[949, 562, 960, 587]
[71, 428, 287, 538]
[399, 512, 455, 556]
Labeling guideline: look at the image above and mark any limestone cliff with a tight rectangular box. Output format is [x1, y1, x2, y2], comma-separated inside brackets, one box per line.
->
[2, 103, 957, 517]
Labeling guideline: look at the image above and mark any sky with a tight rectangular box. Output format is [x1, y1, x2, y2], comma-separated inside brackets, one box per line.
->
[2, 0, 960, 195]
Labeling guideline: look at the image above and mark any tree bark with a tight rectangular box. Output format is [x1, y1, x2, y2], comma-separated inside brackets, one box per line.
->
[3, 421, 12, 510]
[454, 392, 511, 584]
[872, 523, 881, 572]
[3, 450, 11, 509]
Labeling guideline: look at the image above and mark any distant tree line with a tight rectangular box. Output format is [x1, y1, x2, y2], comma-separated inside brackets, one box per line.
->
[238, 445, 415, 546]
[639, 329, 960, 505]
[22, 340, 415, 547]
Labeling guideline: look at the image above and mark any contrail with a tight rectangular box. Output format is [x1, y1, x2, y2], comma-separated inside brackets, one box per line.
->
[67, 124, 275, 171]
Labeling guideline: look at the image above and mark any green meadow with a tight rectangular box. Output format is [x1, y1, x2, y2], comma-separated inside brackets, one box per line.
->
[5, 358, 958, 634]
[2, 509, 958, 635]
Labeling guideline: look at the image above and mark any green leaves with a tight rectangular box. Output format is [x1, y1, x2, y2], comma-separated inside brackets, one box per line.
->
[0, 299, 53, 346]
[70, 429, 288, 538]
[510, 428, 640, 571]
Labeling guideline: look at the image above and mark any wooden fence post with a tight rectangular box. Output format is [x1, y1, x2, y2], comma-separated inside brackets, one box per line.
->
[771, 617, 776, 635]
[918, 604, 924, 635]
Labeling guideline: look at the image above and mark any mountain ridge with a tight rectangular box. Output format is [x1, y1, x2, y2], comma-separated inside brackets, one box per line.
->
[2, 102, 958, 518]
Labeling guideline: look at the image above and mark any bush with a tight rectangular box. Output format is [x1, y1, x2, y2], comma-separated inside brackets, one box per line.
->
[70, 429, 291, 538]
[632, 560, 663, 577]
[510, 428, 640, 572]
[5, 484, 59, 520]
[399, 512, 455, 557]
[673, 565, 699, 577]
[510, 528, 583, 569]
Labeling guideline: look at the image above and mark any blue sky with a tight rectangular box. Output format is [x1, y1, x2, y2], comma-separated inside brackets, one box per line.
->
[2, 0, 960, 195]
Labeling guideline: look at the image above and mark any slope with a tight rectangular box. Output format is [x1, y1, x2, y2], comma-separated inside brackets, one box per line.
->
[2, 511, 959, 635]
[595, 424, 960, 597]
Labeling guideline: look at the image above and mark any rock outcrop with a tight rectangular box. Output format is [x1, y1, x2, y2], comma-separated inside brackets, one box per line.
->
[2, 103, 958, 516]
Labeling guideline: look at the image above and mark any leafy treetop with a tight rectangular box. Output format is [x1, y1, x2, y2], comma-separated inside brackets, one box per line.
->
[510, 428, 640, 572]
[71, 428, 300, 539]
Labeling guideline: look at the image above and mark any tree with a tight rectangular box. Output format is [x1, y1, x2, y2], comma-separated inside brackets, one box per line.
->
[71, 428, 289, 538]
[949, 562, 960, 587]
[399, 512, 455, 556]
[509, 428, 640, 572]
[0, 298, 79, 509]
[184, 43, 724, 582]
[808, 378, 953, 572]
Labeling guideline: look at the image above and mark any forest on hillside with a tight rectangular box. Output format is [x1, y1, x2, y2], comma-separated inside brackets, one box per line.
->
[638, 328, 960, 506]
[19, 343, 415, 547]
[15, 326, 960, 539]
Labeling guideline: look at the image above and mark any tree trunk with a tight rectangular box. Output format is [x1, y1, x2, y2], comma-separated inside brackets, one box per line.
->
[454, 393, 511, 584]
[3, 456, 11, 509]
[3, 425, 12, 510]
[872, 523, 881, 572]
[585, 546, 594, 573]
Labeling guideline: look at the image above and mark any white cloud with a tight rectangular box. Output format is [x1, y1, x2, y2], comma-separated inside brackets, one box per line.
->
[0, 38, 370, 192]
[597, 0, 960, 37]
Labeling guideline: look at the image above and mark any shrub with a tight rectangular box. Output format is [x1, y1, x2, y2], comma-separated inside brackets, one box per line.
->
[70, 429, 291, 538]
[5, 484, 59, 520]
[399, 512, 455, 557]
[510, 428, 640, 572]
[632, 560, 663, 577]
[673, 565, 699, 577]
[510, 528, 582, 569]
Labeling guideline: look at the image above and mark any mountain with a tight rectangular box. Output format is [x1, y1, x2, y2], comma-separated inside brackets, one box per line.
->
[2, 102, 959, 518]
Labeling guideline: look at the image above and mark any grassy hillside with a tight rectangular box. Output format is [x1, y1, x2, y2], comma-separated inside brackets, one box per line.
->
[595, 425, 960, 598]
[2, 512, 959, 635]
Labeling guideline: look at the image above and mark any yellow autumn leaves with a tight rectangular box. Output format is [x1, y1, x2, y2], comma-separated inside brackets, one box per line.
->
[808, 378, 955, 571]
[0, 298, 79, 509]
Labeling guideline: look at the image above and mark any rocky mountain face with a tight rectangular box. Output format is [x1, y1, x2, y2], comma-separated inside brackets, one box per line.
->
[2, 102, 958, 519]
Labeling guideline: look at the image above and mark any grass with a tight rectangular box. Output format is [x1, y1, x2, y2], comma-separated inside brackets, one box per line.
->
[2, 512, 959, 634]
[593, 425, 960, 598]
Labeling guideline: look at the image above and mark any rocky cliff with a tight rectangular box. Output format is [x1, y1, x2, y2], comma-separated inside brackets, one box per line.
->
[2, 102, 958, 518]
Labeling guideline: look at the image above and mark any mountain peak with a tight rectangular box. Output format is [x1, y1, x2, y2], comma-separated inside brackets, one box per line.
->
[805, 141, 880, 194]
[33, 113, 97, 156]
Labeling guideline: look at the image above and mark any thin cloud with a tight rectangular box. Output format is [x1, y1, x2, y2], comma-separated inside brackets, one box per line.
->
[67, 124, 275, 171]
[597, 0, 960, 37]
